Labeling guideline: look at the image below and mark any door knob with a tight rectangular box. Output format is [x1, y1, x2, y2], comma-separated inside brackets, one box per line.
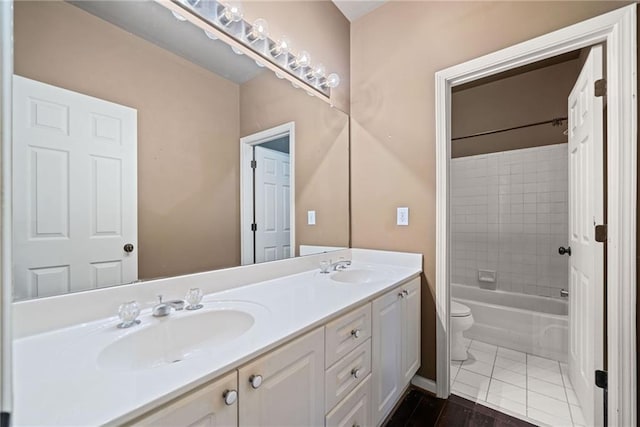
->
[124, 243, 135, 253]
[558, 246, 571, 256]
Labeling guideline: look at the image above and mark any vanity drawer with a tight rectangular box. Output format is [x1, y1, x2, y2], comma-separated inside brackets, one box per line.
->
[325, 303, 372, 368]
[325, 338, 372, 412]
[326, 373, 371, 427]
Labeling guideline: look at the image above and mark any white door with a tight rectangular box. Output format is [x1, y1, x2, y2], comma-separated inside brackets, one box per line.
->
[239, 327, 325, 427]
[12, 75, 137, 300]
[567, 44, 604, 426]
[254, 145, 291, 263]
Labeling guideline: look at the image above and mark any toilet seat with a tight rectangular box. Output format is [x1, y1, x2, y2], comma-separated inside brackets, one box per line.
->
[451, 300, 471, 317]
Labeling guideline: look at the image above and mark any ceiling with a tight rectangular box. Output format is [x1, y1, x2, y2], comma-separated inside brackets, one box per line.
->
[331, 0, 387, 22]
[70, 0, 263, 84]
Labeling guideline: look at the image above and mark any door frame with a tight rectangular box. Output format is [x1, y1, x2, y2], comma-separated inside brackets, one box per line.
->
[434, 4, 636, 426]
[240, 122, 295, 265]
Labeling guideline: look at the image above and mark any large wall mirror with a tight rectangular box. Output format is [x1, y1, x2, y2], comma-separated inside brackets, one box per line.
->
[12, 0, 350, 301]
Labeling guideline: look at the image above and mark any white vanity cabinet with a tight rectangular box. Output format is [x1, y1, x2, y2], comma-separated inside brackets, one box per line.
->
[238, 326, 325, 427]
[129, 371, 238, 427]
[371, 277, 421, 426]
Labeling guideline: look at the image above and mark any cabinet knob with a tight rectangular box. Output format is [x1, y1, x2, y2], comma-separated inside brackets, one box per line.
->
[351, 328, 361, 339]
[403, 289, 409, 296]
[398, 292, 405, 299]
[223, 389, 237, 405]
[249, 374, 263, 389]
[351, 368, 362, 379]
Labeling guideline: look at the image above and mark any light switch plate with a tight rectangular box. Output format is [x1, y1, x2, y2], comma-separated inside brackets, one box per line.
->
[397, 207, 409, 226]
[307, 210, 316, 225]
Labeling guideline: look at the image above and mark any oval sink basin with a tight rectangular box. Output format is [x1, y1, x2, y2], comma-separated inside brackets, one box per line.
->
[330, 269, 383, 284]
[98, 308, 255, 371]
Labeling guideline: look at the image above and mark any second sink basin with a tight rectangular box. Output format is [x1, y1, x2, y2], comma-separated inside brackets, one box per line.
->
[98, 304, 261, 371]
[330, 269, 385, 284]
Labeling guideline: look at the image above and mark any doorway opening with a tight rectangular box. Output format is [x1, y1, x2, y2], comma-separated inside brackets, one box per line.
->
[447, 46, 601, 426]
[240, 122, 295, 265]
[434, 5, 636, 427]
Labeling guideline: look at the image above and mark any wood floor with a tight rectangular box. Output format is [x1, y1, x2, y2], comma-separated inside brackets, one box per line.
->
[385, 388, 537, 427]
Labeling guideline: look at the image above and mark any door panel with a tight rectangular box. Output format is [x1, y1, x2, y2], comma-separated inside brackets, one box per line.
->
[567, 44, 604, 426]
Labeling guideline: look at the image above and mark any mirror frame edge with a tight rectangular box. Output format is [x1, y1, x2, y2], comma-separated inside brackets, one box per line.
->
[0, 0, 13, 420]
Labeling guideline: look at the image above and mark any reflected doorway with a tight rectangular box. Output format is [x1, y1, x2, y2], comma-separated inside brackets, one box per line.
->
[240, 122, 295, 265]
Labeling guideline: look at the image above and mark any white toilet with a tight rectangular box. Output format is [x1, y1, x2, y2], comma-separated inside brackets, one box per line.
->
[450, 300, 474, 361]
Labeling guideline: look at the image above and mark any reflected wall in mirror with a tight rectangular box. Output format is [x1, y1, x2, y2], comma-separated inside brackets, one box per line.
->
[12, 0, 349, 301]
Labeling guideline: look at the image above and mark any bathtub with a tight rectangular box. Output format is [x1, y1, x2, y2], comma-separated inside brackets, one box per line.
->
[451, 283, 568, 362]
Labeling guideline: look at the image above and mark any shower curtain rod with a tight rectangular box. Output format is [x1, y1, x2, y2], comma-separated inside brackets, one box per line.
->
[452, 117, 568, 141]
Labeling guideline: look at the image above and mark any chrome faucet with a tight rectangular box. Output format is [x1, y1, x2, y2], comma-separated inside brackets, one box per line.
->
[152, 295, 186, 317]
[331, 259, 352, 271]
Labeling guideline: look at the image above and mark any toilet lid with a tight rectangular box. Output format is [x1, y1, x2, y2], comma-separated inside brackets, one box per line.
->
[451, 300, 471, 317]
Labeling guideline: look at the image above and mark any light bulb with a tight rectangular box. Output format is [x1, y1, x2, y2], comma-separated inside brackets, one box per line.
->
[270, 36, 292, 58]
[322, 73, 340, 89]
[204, 30, 218, 40]
[171, 10, 187, 21]
[247, 18, 269, 42]
[255, 60, 265, 68]
[231, 46, 244, 55]
[219, 2, 243, 26]
[289, 50, 311, 70]
[275, 72, 285, 79]
[314, 64, 326, 79]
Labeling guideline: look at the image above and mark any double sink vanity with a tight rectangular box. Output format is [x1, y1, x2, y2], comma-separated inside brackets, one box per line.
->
[12, 249, 422, 426]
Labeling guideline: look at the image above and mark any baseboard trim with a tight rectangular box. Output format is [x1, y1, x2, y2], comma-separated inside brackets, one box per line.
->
[411, 375, 437, 394]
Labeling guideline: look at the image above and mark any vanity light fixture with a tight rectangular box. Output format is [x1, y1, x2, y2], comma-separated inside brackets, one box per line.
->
[204, 30, 218, 40]
[306, 63, 326, 80]
[270, 36, 292, 58]
[169, 0, 341, 98]
[289, 50, 311, 70]
[219, 2, 243, 26]
[321, 73, 341, 89]
[247, 18, 269, 43]
[171, 10, 188, 21]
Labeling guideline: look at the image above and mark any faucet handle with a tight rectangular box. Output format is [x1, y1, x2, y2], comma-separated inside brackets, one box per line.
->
[117, 301, 141, 329]
[157, 295, 163, 304]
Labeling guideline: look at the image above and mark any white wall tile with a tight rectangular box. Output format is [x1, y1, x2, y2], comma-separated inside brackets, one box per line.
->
[451, 144, 568, 299]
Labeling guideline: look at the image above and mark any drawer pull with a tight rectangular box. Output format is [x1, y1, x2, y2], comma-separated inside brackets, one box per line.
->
[249, 374, 263, 389]
[223, 389, 237, 405]
[351, 368, 362, 379]
[350, 328, 361, 339]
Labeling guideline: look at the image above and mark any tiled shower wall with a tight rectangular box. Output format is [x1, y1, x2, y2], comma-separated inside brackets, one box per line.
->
[450, 144, 568, 299]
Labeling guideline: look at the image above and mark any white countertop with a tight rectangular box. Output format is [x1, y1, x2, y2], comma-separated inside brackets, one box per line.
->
[13, 257, 421, 426]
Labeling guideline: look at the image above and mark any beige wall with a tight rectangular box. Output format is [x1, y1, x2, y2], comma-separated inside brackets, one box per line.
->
[240, 73, 350, 252]
[452, 59, 580, 157]
[243, 1, 350, 113]
[14, 1, 241, 279]
[350, 1, 630, 380]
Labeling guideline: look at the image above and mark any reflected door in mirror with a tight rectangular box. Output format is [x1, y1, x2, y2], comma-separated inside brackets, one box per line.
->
[254, 146, 291, 263]
[12, 76, 138, 300]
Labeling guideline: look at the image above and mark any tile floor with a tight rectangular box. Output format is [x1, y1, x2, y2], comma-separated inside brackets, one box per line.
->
[450, 338, 587, 427]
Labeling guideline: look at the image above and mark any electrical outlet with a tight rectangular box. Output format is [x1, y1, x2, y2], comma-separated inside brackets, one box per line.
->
[397, 207, 409, 226]
[307, 210, 316, 225]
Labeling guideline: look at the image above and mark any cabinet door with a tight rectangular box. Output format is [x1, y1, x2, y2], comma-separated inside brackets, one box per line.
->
[371, 288, 403, 426]
[238, 327, 325, 427]
[401, 277, 421, 384]
[131, 371, 238, 427]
